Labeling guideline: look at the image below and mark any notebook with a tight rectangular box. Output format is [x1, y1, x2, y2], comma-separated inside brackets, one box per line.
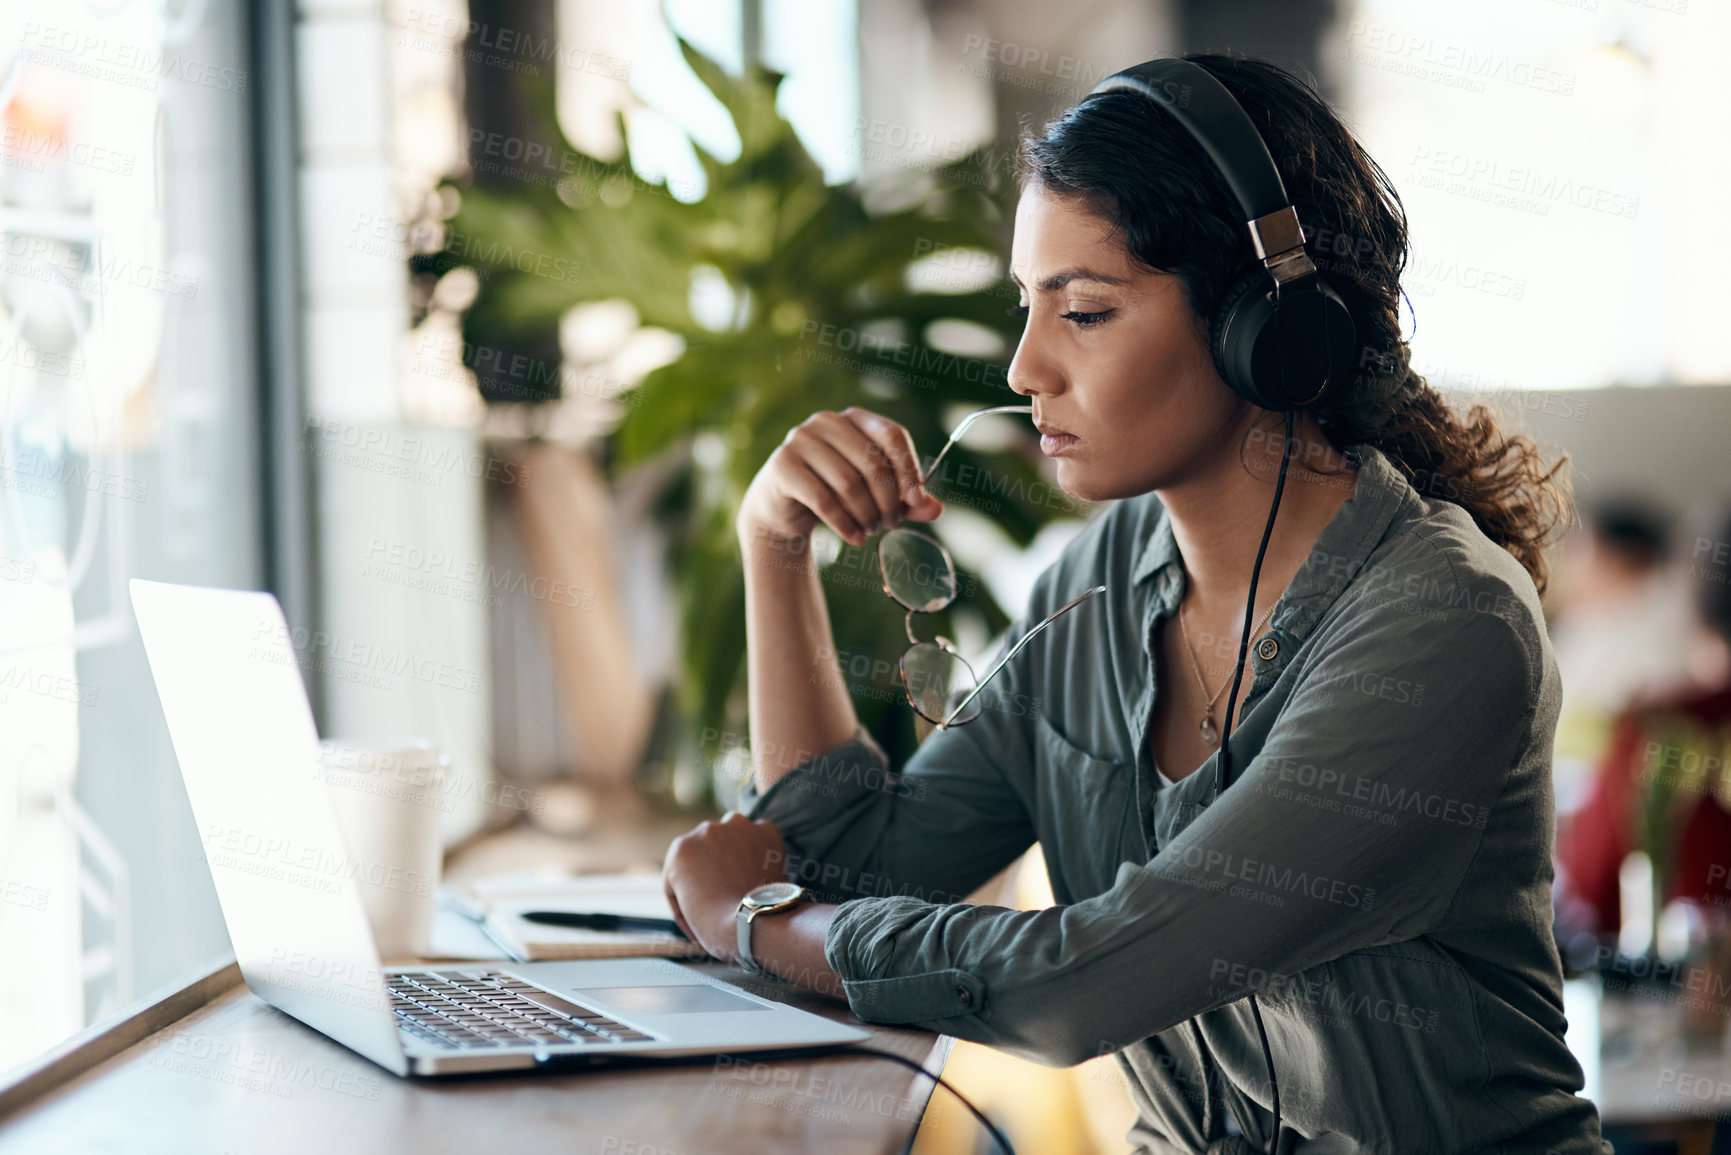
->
[434, 873, 710, 962]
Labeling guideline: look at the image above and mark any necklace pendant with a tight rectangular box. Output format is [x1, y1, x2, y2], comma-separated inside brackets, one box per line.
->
[1199, 715, 1219, 746]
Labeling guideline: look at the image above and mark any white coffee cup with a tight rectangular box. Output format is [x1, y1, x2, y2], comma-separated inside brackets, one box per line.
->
[316, 738, 449, 958]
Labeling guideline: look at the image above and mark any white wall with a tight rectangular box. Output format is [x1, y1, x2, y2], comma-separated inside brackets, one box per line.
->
[1481, 384, 1731, 527]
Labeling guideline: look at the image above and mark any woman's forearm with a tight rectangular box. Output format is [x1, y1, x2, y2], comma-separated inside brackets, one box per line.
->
[749, 901, 846, 1000]
[740, 528, 859, 793]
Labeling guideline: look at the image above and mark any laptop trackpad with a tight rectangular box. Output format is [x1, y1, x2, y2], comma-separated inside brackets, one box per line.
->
[572, 984, 772, 1015]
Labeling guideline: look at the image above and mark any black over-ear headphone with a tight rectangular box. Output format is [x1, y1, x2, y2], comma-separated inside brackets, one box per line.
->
[1089, 58, 1359, 412]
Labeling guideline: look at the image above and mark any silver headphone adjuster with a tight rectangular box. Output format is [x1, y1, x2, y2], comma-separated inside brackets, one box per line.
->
[1247, 206, 1318, 289]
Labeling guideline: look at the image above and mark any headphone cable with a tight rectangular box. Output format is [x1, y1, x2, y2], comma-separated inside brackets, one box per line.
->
[1213, 406, 1293, 792]
[839, 1045, 1016, 1153]
[1211, 405, 1295, 1153]
[701, 1044, 1016, 1154]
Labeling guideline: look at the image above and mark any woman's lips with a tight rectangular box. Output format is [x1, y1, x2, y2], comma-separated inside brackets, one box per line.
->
[1036, 422, 1079, 456]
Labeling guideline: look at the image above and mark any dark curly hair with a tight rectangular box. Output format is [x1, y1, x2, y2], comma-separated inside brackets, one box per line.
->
[1021, 53, 1574, 595]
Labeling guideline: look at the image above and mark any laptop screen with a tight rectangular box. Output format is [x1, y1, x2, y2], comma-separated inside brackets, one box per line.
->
[131, 580, 408, 1075]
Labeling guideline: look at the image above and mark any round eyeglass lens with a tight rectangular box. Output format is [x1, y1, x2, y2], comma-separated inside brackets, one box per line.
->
[878, 529, 956, 613]
[901, 642, 981, 726]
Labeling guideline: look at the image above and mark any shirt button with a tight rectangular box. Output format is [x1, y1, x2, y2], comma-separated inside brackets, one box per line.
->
[956, 986, 973, 1007]
[1256, 636, 1280, 661]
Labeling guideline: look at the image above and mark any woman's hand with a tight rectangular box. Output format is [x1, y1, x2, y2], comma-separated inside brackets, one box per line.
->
[661, 812, 790, 961]
[737, 407, 943, 549]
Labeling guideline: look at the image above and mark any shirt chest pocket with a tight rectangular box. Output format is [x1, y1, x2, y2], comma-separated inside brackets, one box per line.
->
[1031, 715, 1138, 904]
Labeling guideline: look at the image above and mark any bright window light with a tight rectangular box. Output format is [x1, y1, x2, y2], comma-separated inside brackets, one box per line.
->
[1339, 0, 1731, 389]
[763, 0, 861, 185]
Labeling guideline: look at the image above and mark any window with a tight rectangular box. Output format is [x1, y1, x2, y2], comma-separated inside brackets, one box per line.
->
[1337, 0, 1731, 391]
[0, 1, 264, 1067]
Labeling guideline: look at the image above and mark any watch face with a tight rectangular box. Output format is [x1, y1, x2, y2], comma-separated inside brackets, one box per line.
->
[747, 881, 803, 907]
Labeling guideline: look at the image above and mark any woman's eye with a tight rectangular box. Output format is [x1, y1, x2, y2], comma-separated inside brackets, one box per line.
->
[1060, 309, 1115, 327]
[1004, 305, 1115, 326]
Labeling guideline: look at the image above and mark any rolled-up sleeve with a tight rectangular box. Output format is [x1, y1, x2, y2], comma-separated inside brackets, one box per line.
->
[814, 598, 1540, 1068]
[738, 625, 1042, 911]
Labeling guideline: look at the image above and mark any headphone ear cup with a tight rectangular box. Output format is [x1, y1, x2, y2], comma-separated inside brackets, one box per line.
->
[1211, 269, 1280, 408]
[1212, 272, 1359, 411]
[1303, 279, 1360, 407]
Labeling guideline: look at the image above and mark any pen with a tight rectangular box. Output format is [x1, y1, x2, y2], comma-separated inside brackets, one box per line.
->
[521, 910, 688, 939]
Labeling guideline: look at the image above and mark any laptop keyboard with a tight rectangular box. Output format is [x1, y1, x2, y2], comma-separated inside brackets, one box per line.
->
[388, 971, 655, 1051]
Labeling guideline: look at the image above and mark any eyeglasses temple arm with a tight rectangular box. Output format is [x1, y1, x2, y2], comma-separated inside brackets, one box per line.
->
[938, 584, 1108, 729]
[919, 405, 1035, 486]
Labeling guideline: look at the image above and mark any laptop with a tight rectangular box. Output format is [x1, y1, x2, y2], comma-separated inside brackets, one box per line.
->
[130, 579, 869, 1076]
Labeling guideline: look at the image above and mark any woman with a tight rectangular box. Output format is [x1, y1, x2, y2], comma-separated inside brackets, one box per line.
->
[663, 54, 1603, 1154]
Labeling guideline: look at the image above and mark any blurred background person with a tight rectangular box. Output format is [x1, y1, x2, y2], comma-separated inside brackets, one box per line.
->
[1547, 498, 1696, 815]
[1554, 504, 1731, 964]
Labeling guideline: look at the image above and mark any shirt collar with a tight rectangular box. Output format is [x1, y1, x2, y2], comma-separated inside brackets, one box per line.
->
[1130, 443, 1411, 640]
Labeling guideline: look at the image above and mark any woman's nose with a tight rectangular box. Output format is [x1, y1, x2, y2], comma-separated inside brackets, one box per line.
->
[1007, 324, 1061, 398]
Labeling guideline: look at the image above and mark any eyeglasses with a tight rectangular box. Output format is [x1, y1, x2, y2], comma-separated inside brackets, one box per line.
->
[876, 404, 1106, 729]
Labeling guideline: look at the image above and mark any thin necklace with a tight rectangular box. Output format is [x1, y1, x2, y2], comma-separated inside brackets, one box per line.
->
[1176, 601, 1276, 746]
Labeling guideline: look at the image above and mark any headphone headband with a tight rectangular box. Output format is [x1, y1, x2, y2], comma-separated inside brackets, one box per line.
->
[1085, 56, 1357, 411]
[1090, 59, 1317, 289]
[1090, 59, 1287, 221]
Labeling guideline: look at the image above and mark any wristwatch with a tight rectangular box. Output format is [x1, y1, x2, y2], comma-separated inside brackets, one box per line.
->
[736, 881, 809, 979]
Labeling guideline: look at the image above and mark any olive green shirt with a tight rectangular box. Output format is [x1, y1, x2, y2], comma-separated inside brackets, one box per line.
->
[741, 444, 1610, 1154]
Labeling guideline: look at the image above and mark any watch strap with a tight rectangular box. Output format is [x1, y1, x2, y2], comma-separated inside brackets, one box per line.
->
[736, 905, 769, 977]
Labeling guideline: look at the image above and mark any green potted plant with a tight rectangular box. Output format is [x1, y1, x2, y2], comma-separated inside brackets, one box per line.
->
[414, 42, 1085, 807]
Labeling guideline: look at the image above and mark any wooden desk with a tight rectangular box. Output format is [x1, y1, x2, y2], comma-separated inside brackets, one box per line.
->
[0, 957, 951, 1155]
